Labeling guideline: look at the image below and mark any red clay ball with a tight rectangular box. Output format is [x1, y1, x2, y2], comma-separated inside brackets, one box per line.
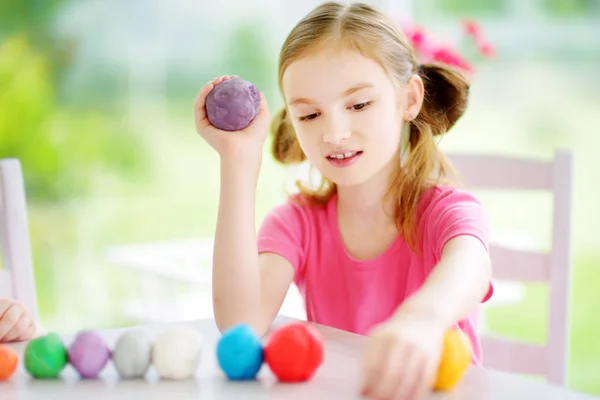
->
[264, 322, 324, 382]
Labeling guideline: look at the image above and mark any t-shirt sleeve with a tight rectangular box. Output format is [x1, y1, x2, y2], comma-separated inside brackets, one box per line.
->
[421, 187, 493, 302]
[257, 198, 309, 277]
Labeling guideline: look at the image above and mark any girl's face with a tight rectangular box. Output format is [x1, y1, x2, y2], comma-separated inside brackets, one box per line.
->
[282, 48, 420, 187]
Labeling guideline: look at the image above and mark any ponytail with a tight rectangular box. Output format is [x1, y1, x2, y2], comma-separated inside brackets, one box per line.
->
[390, 62, 469, 253]
[270, 107, 306, 164]
[416, 62, 470, 136]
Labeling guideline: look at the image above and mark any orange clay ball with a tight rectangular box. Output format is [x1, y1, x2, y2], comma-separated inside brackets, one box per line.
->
[0, 345, 18, 380]
[433, 328, 472, 391]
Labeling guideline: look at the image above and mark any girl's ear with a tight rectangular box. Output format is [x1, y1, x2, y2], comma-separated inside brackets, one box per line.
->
[403, 74, 424, 121]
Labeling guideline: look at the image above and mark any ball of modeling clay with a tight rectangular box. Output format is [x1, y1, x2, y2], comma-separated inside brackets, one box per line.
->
[152, 327, 202, 380]
[0, 345, 18, 380]
[216, 324, 263, 380]
[264, 322, 324, 382]
[68, 331, 111, 379]
[112, 330, 152, 379]
[206, 77, 261, 131]
[24, 333, 68, 379]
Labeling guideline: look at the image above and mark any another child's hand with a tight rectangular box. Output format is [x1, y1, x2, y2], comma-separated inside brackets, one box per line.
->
[194, 75, 271, 161]
[359, 313, 446, 400]
[0, 298, 42, 342]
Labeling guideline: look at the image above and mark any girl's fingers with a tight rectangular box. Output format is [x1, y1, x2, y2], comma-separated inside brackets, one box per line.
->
[18, 320, 39, 341]
[392, 352, 426, 400]
[211, 76, 226, 85]
[370, 345, 410, 399]
[409, 361, 438, 400]
[360, 338, 389, 396]
[3, 326, 21, 343]
[0, 299, 13, 316]
[4, 315, 31, 342]
[194, 82, 214, 127]
[0, 305, 24, 341]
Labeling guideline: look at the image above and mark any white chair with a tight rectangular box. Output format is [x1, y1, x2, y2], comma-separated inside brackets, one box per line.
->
[0, 158, 39, 320]
[447, 150, 573, 387]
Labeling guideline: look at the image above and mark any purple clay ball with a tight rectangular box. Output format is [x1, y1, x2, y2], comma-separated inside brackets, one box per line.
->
[206, 77, 261, 131]
[68, 331, 111, 379]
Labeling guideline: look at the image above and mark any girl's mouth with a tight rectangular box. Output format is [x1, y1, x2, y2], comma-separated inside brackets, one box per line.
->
[326, 151, 363, 167]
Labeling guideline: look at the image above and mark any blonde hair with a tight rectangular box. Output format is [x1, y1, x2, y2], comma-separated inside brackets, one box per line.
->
[270, 1, 469, 251]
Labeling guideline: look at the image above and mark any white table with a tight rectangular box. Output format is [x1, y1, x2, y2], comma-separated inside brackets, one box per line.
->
[2, 316, 596, 399]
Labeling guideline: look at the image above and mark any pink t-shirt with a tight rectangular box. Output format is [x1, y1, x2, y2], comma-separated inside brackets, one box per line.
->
[257, 185, 493, 365]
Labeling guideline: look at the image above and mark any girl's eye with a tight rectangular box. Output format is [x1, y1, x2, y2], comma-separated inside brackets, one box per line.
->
[350, 102, 371, 111]
[299, 113, 319, 122]
[297, 102, 370, 122]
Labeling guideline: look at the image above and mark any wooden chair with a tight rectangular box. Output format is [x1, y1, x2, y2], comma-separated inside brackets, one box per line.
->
[0, 158, 39, 320]
[447, 150, 573, 387]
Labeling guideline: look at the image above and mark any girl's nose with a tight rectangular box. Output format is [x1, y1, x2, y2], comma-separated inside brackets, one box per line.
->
[322, 116, 351, 144]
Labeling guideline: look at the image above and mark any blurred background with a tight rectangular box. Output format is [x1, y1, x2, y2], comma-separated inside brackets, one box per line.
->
[1, 0, 599, 395]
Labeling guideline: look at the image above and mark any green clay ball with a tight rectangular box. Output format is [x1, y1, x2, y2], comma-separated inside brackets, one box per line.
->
[24, 333, 68, 379]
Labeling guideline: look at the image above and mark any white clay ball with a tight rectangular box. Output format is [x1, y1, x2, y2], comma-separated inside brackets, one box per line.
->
[152, 327, 203, 380]
[112, 330, 152, 379]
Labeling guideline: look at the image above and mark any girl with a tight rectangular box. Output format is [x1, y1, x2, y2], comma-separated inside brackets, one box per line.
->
[194, 2, 493, 399]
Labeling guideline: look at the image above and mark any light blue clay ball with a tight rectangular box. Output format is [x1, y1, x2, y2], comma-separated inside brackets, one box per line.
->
[216, 324, 264, 380]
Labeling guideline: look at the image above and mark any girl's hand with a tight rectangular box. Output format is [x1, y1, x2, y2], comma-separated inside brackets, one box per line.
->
[359, 313, 446, 400]
[194, 75, 271, 161]
[0, 298, 43, 342]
